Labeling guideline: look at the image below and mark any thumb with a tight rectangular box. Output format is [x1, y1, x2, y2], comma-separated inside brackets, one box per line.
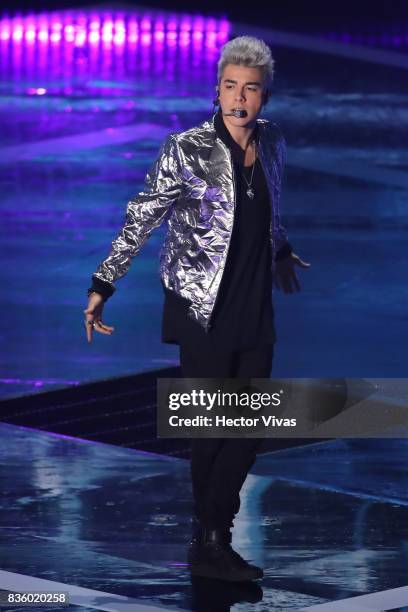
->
[294, 257, 311, 268]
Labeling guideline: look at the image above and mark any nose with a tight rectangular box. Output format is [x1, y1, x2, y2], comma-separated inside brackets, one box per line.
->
[234, 88, 245, 102]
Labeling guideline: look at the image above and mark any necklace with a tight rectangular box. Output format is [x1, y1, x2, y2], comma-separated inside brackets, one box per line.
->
[241, 141, 257, 199]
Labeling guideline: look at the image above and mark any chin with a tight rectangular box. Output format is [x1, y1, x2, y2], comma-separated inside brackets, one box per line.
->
[224, 112, 256, 122]
[232, 115, 257, 126]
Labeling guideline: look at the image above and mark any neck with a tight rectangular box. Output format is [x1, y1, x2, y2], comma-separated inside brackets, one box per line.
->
[222, 116, 257, 150]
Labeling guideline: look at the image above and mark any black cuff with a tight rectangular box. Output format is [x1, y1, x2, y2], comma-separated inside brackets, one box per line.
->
[275, 242, 293, 261]
[89, 275, 116, 302]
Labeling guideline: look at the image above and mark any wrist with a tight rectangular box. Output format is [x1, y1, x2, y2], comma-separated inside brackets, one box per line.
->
[89, 275, 115, 302]
[87, 288, 104, 300]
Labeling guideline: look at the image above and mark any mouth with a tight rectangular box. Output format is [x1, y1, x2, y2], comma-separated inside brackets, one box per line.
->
[230, 108, 248, 117]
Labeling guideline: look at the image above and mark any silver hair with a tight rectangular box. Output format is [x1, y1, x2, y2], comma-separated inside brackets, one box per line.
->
[217, 36, 274, 100]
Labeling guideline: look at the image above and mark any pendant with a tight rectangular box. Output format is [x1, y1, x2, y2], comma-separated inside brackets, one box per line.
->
[246, 187, 255, 199]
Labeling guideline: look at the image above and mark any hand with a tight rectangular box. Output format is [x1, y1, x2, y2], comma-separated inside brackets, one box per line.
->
[83, 292, 115, 343]
[274, 252, 311, 293]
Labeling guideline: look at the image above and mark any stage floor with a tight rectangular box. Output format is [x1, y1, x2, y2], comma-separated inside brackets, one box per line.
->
[1, 423, 408, 611]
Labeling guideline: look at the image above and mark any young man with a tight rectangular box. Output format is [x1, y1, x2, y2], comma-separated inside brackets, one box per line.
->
[84, 36, 310, 581]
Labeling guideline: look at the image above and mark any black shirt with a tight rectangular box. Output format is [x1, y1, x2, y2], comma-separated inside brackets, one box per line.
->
[161, 111, 276, 350]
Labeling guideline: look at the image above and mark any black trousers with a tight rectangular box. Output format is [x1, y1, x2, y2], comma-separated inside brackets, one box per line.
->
[179, 341, 274, 530]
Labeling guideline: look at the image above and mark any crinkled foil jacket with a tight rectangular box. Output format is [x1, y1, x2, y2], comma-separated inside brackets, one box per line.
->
[93, 114, 288, 331]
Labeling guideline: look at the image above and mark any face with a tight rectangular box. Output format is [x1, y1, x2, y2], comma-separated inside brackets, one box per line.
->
[218, 63, 266, 129]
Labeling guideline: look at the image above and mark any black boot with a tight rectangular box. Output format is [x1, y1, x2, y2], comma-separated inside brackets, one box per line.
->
[189, 527, 263, 582]
[187, 516, 204, 565]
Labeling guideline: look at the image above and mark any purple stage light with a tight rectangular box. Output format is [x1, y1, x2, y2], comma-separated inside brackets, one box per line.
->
[0, 9, 229, 48]
[12, 23, 23, 41]
[26, 87, 46, 95]
[89, 31, 99, 44]
[180, 16, 191, 32]
[140, 18, 151, 31]
[0, 8, 230, 95]
[166, 17, 177, 31]
[75, 28, 86, 46]
[114, 32, 125, 45]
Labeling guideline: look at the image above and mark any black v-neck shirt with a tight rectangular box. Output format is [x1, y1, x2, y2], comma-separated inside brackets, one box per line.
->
[161, 110, 276, 350]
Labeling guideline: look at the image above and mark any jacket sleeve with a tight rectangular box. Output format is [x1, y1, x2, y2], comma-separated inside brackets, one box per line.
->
[90, 134, 182, 299]
[273, 131, 293, 260]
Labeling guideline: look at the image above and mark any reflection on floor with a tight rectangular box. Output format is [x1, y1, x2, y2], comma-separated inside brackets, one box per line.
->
[1, 422, 407, 611]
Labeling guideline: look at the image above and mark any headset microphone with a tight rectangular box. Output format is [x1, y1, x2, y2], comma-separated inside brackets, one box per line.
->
[223, 109, 248, 118]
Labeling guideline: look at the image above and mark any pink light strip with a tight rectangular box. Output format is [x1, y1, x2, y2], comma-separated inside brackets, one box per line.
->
[0, 9, 230, 47]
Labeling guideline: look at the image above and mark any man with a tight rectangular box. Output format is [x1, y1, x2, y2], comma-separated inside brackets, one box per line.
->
[84, 35, 310, 581]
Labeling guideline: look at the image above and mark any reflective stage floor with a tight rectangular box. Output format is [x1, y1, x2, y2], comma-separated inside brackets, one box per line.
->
[1, 423, 408, 611]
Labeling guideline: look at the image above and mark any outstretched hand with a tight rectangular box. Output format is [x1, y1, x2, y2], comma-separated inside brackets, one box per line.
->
[274, 252, 311, 293]
[84, 293, 115, 343]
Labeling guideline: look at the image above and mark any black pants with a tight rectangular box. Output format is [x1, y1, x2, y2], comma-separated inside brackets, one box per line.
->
[179, 341, 274, 529]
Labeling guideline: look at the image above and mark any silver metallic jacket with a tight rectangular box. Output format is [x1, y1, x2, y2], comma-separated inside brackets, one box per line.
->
[93, 113, 289, 331]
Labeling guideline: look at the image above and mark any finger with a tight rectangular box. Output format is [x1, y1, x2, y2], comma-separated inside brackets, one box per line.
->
[84, 318, 94, 343]
[281, 277, 292, 294]
[93, 320, 114, 335]
[93, 317, 113, 330]
[98, 321, 115, 332]
[83, 309, 95, 342]
[296, 259, 311, 268]
[292, 271, 301, 291]
[286, 273, 300, 293]
[276, 272, 292, 293]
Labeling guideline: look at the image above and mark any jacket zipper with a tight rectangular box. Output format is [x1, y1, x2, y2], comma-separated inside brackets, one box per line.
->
[204, 140, 236, 334]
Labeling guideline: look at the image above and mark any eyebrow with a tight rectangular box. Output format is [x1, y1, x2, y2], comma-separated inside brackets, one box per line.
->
[223, 79, 262, 86]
